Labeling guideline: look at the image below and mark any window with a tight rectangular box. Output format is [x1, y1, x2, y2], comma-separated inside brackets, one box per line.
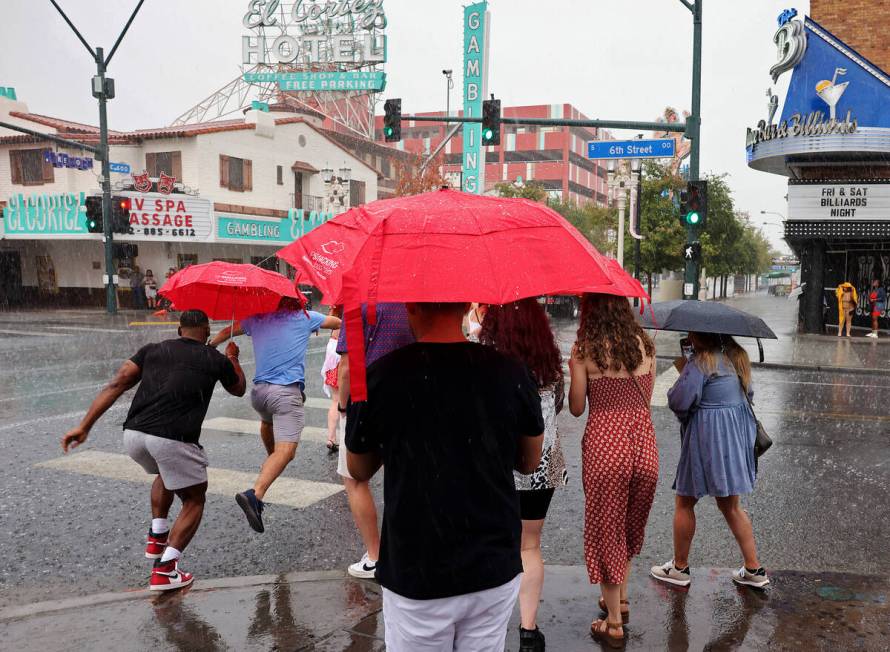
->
[177, 253, 198, 269]
[145, 151, 182, 179]
[349, 179, 366, 207]
[252, 256, 279, 272]
[277, 165, 283, 185]
[219, 155, 252, 191]
[381, 156, 391, 177]
[213, 257, 243, 264]
[10, 149, 53, 186]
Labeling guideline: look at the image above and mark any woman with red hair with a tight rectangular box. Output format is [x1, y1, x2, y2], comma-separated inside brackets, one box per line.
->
[479, 298, 566, 652]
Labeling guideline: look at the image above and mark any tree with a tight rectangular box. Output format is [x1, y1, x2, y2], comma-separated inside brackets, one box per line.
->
[392, 151, 448, 196]
[622, 161, 687, 296]
[495, 180, 548, 202]
[548, 199, 616, 253]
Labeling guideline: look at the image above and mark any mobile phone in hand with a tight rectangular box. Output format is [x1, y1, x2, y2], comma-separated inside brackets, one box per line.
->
[680, 337, 694, 360]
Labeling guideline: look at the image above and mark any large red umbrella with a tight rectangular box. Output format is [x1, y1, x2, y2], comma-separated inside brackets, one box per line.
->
[279, 188, 633, 400]
[277, 188, 616, 305]
[159, 261, 301, 320]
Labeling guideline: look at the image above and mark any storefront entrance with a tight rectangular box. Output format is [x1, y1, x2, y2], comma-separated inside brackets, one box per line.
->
[0, 250, 23, 308]
[824, 246, 890, 328]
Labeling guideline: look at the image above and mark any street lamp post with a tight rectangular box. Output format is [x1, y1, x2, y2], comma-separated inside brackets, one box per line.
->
[442, 69, 454, 118]
[607, 160, 635, 268]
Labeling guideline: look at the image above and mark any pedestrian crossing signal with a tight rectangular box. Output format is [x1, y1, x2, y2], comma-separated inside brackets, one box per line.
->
[85, 196, 103, 233]
[683, 241, 702, 262]
[383, 98, 401, 142]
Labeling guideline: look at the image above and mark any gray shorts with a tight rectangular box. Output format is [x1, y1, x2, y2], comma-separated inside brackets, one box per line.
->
[251, 382, 305, 444]
[123, 429, 208, 491]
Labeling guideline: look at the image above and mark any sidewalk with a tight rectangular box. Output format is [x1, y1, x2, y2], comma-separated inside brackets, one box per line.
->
[650, 293, 890, 375]
[3, 566, 888, 651]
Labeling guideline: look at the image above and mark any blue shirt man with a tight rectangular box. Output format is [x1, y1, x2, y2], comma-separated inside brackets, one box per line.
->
[242, 309, 326, 386]
[211, 297, 340, 533]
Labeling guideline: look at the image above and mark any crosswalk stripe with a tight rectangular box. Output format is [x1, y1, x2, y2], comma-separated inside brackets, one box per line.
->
[37, 451, 343, 508]
[44, 325, 131, 334]
[0, 329, 65, 337]
[203, 417, 329, 443]
[651, 365, 679, 407]
[303, 396, 328, 409]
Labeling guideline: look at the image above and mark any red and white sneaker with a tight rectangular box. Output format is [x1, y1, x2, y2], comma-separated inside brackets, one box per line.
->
[150, 559, 194, 591]
[145, 530, 168, 559]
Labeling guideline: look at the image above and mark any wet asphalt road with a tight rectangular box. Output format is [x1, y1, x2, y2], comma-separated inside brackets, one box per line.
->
[1, 300, 889, 609]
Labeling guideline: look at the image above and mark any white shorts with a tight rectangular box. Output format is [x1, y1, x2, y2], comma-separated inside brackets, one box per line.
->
[336, 416, 351, 479]
[382, 575, 521, 652]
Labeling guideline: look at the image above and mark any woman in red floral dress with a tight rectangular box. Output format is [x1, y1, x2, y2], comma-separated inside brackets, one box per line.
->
[568, 293, 659, 648]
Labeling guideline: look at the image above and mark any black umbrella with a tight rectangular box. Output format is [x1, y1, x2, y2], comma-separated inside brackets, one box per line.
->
[639, 300, 778, 340]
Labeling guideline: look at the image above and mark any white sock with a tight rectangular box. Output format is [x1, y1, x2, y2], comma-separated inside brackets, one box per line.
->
[151, 518, 169, 534]
[160, 546, 181, 563]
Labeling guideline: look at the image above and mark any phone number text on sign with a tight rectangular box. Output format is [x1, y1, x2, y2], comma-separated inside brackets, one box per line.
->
[123, 196, 211, 241]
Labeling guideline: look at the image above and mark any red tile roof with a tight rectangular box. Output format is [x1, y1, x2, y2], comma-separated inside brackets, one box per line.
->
[1, 111, 386, 178]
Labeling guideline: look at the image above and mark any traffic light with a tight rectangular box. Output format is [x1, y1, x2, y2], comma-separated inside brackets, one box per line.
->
[481, 98, 501, 146]
[684, 180, 708, 228]
[683, 241, 702, 262]
[383, 98, 401, 142]
[111, 196, 132, 234]
[85, 195, 103, 233]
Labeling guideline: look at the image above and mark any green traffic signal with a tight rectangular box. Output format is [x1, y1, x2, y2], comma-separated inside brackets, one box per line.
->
[685, 211, 701, 225]
[384, 126, 393, 137]
[483, 128, 493, 141]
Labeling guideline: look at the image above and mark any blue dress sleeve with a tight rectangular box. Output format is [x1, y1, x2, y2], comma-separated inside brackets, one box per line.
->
[668, 362, 706, 423]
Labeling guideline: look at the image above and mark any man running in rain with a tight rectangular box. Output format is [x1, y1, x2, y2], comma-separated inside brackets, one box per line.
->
[346, 302, 544, 650]
[212, 297, 340, 533]
[62, 310, 246, 591]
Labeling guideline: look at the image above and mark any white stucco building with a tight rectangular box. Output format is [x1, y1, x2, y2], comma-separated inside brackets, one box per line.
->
[0, 92, 381, 307]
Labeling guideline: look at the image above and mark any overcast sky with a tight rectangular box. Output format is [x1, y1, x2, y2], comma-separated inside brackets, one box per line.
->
[2, 0, 801, 252]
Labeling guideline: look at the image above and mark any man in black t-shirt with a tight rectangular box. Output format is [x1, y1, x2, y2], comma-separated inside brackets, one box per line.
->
[346, 302, 544, 651]
[62, 310, 245, 592]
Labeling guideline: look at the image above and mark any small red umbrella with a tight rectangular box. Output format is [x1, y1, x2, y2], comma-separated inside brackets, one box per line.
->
[159, 261, 301, 321]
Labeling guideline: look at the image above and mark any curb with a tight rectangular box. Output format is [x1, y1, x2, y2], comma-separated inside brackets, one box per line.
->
[654, 354, 890, 377]
[0, 569, 372, 622]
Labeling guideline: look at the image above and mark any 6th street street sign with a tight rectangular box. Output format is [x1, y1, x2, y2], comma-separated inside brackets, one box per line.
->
[588, 138, 676, 159]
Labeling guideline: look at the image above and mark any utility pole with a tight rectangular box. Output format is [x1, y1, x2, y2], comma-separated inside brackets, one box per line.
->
[680, 0, 703, 299]
[49, 0, 146, 314]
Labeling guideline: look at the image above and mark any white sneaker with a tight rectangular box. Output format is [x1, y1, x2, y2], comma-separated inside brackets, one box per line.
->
[732, 566, 770, 589]
[650, 560, 691, 587]
[347, 552, 377, 579]
[866, 332, 879, 338]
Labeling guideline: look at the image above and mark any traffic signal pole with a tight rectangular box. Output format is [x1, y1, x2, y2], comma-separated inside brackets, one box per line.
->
[96, 46, 117, 314]
[49, 0, 145, 314]
[680, 0, 703, 299]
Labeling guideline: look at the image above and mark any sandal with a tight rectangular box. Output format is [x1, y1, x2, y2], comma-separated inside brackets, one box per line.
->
[590, 618, 625, 649]
[598, 597, 630, 624]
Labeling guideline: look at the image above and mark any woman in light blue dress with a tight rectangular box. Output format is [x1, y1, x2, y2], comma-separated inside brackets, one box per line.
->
[650, 332, 770, 590]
